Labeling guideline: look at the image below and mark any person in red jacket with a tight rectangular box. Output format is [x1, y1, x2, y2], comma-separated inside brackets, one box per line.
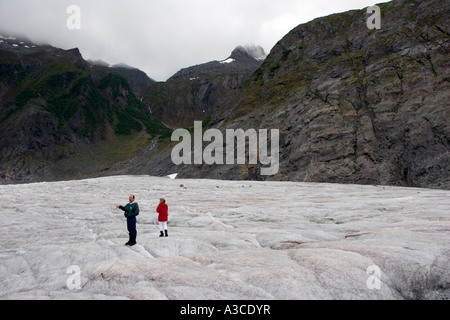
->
[156, 198, 169, 237]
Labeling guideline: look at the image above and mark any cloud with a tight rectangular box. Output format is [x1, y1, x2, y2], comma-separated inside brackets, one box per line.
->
[0, 0, 382, 81]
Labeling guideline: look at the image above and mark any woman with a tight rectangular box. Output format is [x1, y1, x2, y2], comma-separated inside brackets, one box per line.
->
[156, 198, 169, 237]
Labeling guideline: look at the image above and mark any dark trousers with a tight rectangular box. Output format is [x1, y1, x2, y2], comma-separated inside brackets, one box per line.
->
[127, 217, 137, 239]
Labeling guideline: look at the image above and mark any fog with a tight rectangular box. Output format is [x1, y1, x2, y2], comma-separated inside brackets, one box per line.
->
[0, 0, 382, 80]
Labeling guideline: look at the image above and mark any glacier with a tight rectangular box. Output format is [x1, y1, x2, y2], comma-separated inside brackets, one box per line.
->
[0, 175, 449, 300]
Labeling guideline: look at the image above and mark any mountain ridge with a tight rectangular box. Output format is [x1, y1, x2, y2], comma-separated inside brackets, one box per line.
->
[0, 32, 171, 183]
[161, 0, 450, 189]
[142, 45, 265, 129]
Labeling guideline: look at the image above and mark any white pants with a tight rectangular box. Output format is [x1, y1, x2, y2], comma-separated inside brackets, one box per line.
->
[159, 221, 168, 232]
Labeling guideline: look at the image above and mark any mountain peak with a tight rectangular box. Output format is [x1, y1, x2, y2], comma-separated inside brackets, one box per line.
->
[231, 45, 267, 61]
[169, 45, 265, 81]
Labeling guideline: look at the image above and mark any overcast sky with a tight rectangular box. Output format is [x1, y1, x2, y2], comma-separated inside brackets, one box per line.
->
[0, 0, 383, 81]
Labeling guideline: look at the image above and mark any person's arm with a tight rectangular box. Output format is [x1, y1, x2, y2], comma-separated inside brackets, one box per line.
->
[117, 205, 128, 212]
[116, 204, 130, 218]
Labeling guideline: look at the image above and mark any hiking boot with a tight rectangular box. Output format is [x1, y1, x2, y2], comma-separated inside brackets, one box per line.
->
[159, 231, 164, 237]
[165, 230, 168, 237]
[128, 238, 137, 246]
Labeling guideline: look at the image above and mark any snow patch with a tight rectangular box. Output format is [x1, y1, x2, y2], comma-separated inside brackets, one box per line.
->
[167, 173, 178, 180]
[220, 58, 235, 64]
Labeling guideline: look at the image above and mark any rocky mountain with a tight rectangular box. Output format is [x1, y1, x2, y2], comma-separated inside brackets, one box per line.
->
[86, 60, 156, 97]
[109, 63, 156, 97]
[0, 34, 171, 183]
[0, 35, 265, 183]
[170, 45, 266, 81]
[170, 0, 450, 190]
[142, 45, 266, 128]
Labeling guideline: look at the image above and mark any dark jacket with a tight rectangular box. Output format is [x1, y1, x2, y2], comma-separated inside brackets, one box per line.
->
[119, 202, 140, 218]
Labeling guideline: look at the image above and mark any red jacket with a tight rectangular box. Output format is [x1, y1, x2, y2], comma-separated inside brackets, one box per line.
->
[156, 203, 168, 222]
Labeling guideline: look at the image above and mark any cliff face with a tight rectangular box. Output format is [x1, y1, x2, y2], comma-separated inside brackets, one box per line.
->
[0, 36, 171, 183]
[109, 64, 156, 97]
[177, 0, 450, 189]
[142, 46, 265, 128]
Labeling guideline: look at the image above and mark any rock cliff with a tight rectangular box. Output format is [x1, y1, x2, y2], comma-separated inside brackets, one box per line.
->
[176, 0, 449, 189]
[142, 45, 265, 128]
[0, 35, 170, 183]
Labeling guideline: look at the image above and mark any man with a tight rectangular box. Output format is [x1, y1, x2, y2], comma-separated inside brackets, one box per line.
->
[116, 195, 139, 246]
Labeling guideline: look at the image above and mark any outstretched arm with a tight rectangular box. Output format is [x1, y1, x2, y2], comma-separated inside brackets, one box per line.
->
[116, 205, 129, 213]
